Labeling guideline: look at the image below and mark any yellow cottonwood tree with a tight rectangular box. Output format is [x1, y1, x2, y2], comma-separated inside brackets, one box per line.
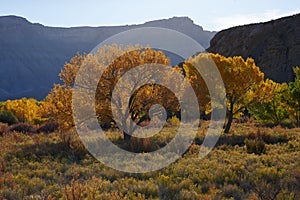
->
[183, 61, 210, 114]
[45, 54, 84, 131]
[185, 53, 264, 133]
[93, 46, 179, 140]
[46, 44, 180, 141]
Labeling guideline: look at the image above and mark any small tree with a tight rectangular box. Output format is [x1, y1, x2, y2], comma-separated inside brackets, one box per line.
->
[285, 66, 300, 126]
[249, 79, 288, 125]
[185, 53, 264, 133]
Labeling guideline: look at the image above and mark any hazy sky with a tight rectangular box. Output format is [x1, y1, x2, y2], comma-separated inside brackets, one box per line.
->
[1, 0, 299, 31]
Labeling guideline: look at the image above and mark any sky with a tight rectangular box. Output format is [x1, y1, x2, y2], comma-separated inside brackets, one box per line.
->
[1, 0, 299, 31]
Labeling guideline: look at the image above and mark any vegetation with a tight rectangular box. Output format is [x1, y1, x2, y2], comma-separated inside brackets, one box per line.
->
[0, 98, 45, 124]
[0, 46, 299, 199]
[0, 123, 299, 199]
[248, 80, 289, 125]
[46, 45, 181, 142]
[285, 67, 300, 126]
[185, 54, 265, 133]
[0, 110, 18, 125]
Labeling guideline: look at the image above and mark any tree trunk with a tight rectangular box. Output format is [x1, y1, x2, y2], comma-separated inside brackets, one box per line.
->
[224, 100, 234, 133]
[224, 111, 233, 133]
[123, 131, 132, 142]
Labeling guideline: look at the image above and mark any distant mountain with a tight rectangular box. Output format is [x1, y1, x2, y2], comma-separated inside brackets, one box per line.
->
[207, 14, 300, 83]
[0, 16, 215, 100]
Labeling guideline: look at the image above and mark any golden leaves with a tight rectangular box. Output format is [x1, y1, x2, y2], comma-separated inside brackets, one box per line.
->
[46, 44, 178, 132]
[1, 98, 44, 123]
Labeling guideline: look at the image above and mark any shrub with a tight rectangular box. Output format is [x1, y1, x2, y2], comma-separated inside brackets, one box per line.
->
[0, 110, 18, 125]
[245, 129, 266, 154]
[128, 137, 158, 153]
[59, 129, 87, 160]
[245, 139, 266, 155]
[36, 121, 59, 133]
[247, 129, 270, 141]
[249, 167, 285, 200]
[287, 140, 300, 152]
[220, 184, 244, 200]
[168, 116, 180, 126]
[0, 122, 8, 135]
[62, 178, 85, 200]
[2, 98, 43, 124]
[8, 123, 36, 133]
[247, 128, 288, 144]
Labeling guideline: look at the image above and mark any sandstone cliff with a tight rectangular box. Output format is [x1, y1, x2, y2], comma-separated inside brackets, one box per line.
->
[207, 14, 300, 83]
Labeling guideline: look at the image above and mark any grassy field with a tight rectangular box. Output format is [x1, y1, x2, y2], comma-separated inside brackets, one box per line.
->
[0, 121, 299, 200]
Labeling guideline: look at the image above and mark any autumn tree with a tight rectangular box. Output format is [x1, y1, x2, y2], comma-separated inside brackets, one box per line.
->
[47, 45, 181, 141]
[92, 45, 180, 141]
[45, 53, 84, 131]
[182, 61, 210, 118]
[285, 66, 300, 126]
[184, 53, 264, 133]
[248, 79, 288, 125]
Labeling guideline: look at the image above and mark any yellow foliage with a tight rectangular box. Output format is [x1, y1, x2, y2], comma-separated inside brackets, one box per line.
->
[184, 53, 265, 133]
[46, 44, 180, 139]
[45, 84, 74, 131]
[1, 98, 45, 123]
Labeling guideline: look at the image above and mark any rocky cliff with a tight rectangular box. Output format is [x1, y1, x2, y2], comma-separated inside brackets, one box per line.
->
[207, 14, 300, 83]
[0, 16, 215, 100]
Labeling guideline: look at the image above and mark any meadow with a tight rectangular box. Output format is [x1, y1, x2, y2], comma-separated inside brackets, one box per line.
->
[0, 120, 299, 200]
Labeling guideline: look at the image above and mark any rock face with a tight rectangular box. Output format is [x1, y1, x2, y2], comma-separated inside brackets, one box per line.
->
[207, 14, 300, 83]
[0, 16, 215, 100]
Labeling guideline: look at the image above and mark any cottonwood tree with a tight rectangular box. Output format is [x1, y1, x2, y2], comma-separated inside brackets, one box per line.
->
[184, 53, 264, 133]
[45, 54, 84, 131]
[93, 45, 181, 141]
[46, 45, 181, 141]
[285, 66, 300, 126]
[182, 61, 211, 117]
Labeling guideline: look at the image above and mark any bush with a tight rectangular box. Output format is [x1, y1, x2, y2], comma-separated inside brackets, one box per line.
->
[247, 129, 270, 141]
[220, 184, 244, 200]
[8, 123, 36, 133]
[36, 121, 59, 133]
[249, 167, 285, 200]
[245, 129, 266, 154]
[247, 128, 288, 144]
[168, 116, 180, 126]
[0, 110, 18, 125]
[128, 137, 158, 153]
[0, 122, 8, 135]
[245, 139, 266, 155]
[59, 129, 87, 160]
